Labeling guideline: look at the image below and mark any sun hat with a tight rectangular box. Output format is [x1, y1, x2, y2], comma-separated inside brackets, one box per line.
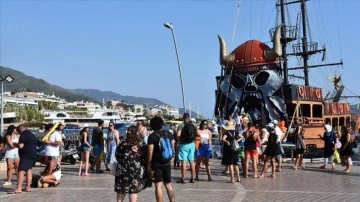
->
[222, 121, 235, 130]
[324, 124, 332, 133]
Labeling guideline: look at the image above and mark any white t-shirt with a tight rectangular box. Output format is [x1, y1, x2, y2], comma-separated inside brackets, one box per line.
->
[44, 131, 62, 157]
[275, 126, 283, 143]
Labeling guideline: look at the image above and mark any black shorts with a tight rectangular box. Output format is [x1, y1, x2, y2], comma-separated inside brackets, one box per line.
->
[19, 158, 35, 172]
[295, 148, 305, 155]
[152, 165, 171, 183]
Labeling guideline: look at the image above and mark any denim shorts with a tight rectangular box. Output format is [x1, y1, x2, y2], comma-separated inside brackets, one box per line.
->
[81, 144, 91, 152]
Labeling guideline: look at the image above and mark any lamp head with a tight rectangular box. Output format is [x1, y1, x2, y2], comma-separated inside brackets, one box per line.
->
[164, 22, 173, 29]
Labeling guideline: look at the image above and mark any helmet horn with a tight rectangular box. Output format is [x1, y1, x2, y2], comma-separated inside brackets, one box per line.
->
[264, 25, 282, 60]
[218, 35, 235, 66]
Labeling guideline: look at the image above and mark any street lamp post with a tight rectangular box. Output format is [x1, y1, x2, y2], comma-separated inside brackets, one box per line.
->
[164, 22, 186, 113]
[1, 75, 14, 137]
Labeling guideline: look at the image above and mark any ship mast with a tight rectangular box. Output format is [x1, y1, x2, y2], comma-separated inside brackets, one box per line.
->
[300, 0, 310, 86]
[280, 0, 289, 85]
[277, 0, 343, 86]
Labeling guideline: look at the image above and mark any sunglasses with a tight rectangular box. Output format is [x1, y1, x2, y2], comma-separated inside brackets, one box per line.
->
[109, 125, 114, 127]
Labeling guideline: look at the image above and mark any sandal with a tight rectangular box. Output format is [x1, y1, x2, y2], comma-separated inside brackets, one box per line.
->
[7, 191, 22, 194]
[176, 179, 186, 184]
[226, 180, 234, 183]
[22, 188, 31, 192]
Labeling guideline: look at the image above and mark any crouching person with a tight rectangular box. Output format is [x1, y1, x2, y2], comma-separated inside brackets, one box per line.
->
[38, 156, 61, 188]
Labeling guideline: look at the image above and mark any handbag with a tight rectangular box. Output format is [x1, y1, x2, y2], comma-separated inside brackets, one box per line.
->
[231, 139, 240, 152]
[110, 163, 118, 176]
[333, 149, 341, 164]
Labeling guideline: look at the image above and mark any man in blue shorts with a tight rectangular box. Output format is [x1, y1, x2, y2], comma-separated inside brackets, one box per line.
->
[91, 120, 104, 173]
[176, 113, 196, 183]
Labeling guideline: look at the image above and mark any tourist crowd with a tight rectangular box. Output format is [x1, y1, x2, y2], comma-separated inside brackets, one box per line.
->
[0, 111, 358, 201]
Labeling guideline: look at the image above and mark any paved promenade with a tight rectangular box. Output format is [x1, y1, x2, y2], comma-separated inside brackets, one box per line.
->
[0, 157, 360, 202]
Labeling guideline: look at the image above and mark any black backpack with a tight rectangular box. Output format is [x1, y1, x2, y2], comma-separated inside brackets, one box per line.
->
[181, 122, 196, 143]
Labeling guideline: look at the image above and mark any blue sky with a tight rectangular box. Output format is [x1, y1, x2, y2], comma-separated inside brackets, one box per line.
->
[1, 0, 359, 118]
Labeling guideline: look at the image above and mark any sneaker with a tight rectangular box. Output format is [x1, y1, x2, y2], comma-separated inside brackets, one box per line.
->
[319, 165, 326, 169]
[3, 181, 12, 186]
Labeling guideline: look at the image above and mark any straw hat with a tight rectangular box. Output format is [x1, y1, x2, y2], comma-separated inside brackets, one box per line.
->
[222, 121, 235, 130]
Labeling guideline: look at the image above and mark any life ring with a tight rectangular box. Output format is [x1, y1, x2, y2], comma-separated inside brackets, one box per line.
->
[298, 86, 305, 97]
[315, 89, 321, 99]
[338, 104, 344, 113]
[331, 103, 337, 114]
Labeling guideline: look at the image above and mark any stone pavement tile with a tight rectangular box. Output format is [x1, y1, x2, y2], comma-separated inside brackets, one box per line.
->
[1, 158, 360, 201]
[0, 160, 243, 202]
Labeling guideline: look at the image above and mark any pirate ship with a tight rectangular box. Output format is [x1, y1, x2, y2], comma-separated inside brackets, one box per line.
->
[214, 0, 357, 149]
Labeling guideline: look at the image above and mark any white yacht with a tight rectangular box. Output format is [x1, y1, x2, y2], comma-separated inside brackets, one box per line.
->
[44, 109, 122, 124]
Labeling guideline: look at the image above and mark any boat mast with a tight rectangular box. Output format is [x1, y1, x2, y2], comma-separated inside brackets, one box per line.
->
[280, 0, 289, 85]
[300, 0, 310, 86]
[283, 0, 342, 85]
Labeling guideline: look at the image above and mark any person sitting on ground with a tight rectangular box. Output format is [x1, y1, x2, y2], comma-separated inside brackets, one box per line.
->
[38, 156, 61, 188]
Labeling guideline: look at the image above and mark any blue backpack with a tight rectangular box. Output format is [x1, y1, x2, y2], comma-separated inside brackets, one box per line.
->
[156, 130, 173, 163]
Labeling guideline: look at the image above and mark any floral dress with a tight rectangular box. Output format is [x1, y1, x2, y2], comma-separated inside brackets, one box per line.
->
[114, 142, 148, 194]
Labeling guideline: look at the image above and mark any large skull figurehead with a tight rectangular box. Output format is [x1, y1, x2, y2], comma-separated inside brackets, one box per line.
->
[217, 25, 285, 122]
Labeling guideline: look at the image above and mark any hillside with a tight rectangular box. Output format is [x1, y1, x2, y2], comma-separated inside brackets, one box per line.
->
[0, 66, 173, 107]
[73, 89, 169, 106]
[0, 66, 94, 102]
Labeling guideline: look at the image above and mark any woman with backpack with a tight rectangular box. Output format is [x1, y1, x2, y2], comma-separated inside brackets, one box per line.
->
[195, 120, 213, 181]
[259, 123, 277, 178]
[221, 121, 242, 183]
[318, 124, 336, 170]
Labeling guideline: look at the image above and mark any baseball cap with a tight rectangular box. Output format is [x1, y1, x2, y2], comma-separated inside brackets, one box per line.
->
[183, 113, 190, 119]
